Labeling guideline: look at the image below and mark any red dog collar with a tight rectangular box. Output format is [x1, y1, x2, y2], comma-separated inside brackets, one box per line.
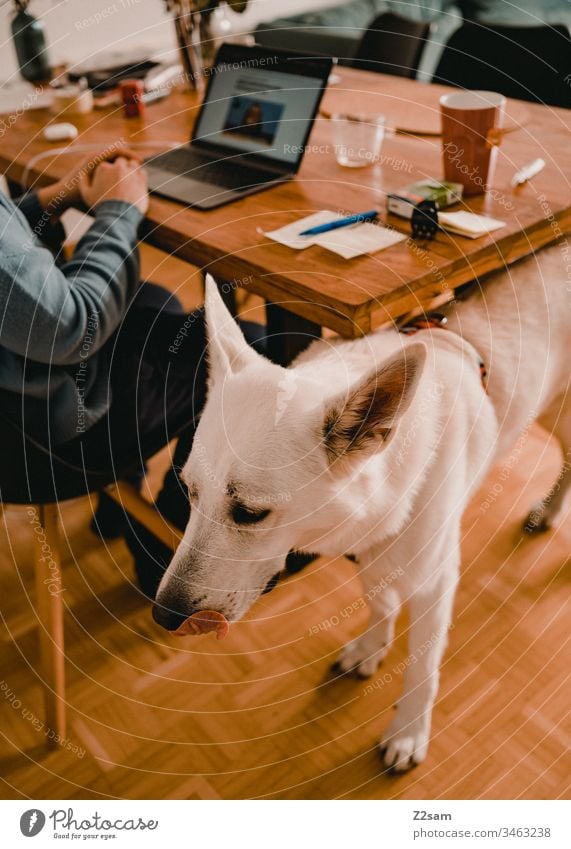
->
[399, 314, 488, 392]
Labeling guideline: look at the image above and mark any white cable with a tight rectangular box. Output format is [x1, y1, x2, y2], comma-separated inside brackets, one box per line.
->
[21, 141, 180, 189]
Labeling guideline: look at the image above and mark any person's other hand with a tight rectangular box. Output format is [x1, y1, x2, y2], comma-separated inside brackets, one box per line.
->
[79, 156, 149, 215]
[36, 146, 143, 214]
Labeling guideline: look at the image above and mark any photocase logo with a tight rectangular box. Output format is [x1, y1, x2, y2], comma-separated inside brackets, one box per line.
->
[20, 809, 46, 837]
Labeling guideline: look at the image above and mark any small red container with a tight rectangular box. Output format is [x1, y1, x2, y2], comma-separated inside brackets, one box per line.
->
[120, 79, 145, 118]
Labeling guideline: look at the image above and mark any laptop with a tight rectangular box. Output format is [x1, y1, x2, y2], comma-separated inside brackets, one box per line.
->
[144, 43, 333, 210]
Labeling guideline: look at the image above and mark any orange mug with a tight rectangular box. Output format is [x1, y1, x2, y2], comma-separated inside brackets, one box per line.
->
[440, 90, 506, 196]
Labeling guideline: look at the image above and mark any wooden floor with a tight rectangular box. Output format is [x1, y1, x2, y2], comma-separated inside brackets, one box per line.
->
[1, 253, 570, 800]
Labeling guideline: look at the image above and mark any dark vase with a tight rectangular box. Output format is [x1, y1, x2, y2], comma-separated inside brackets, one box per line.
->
[11, 8, 51, 83]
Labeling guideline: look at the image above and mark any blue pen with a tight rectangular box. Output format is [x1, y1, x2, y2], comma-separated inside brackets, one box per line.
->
[299, 209, 379, 236]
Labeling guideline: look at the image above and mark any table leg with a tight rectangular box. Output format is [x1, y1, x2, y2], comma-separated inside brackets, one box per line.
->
[265, 301, 322, 366]
[215, 278, 237, 318]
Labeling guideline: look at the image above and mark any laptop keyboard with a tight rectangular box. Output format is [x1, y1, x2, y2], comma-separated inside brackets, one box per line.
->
[149, 148, 278, 190]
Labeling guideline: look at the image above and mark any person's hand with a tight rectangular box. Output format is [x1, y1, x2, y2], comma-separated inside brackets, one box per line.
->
[79, 156, 149, 215]
[36, 146, 144, 214]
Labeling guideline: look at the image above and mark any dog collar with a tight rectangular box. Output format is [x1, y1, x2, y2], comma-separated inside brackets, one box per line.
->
[399, 314, 488, 393]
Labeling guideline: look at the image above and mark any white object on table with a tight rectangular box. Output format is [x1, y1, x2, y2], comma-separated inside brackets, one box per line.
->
[52, 85, 94, 117]
[0, 81, 53, 115]
[511, 158, 545, 187]
[264, 211, 406, 259]
[43, 123, 79, 142]
[438, 211, 506, 239]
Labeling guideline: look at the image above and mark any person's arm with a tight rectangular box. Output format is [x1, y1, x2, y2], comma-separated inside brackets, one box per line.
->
[0, 201, 143, 365]
[14, 146, 143, 249]
[0, 157, 148, 366]
[14, 190, 66, 252]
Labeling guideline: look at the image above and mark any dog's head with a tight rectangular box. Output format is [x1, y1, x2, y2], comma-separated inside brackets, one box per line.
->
[152, 276, 425, 632]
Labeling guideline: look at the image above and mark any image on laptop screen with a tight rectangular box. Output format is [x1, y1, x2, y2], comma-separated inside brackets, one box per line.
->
[193, 48, 330, 168]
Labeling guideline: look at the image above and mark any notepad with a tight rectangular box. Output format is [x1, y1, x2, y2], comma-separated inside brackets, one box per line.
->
[438, 211, 506, 239]
[264, 211, 406, 259]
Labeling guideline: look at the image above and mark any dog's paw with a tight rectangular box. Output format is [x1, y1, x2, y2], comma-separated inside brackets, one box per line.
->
[379, 720, 429, 773]
[332, 639, 388, 678]
[523, 502, 552, 535]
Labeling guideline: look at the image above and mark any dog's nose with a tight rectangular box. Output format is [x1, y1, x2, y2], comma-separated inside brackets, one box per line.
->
[152, 599, 190, 631]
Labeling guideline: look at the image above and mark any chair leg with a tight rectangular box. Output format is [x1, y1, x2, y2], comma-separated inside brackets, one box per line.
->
[32, 503, 66, 745]
[105, 481, 181, 551]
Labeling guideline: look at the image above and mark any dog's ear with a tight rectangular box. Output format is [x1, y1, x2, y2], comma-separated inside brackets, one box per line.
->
[323, 342, 426, 465]
[204, 274, 259, 382]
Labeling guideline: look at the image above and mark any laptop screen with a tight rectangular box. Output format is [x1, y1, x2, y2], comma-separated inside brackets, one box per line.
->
[192, 45, 333, 170]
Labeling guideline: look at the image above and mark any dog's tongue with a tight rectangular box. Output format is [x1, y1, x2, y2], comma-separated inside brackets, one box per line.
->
[174, 610, 229, 640]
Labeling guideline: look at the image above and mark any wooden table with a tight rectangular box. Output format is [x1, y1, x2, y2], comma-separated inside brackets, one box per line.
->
[2, 67, 570, 362]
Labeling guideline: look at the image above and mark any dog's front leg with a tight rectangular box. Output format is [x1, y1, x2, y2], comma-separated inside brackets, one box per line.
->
[380, 567, 458, 773]
[334, 577, 400, 678]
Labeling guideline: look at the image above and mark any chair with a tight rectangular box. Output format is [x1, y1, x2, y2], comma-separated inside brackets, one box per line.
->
[0, 410, 181, 747]
[432, 22, 571, 108]
[352, 12, 433, 78]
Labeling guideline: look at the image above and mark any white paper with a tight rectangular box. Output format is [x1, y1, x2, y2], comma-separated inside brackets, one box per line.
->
[0, 81, 53, 115]
[264, 211, 334, 251]
[438, 211, 506, 238]
[264, 211, 406, 259]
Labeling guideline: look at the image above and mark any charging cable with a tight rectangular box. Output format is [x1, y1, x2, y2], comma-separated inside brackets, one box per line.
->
[21, 141, 180, 189]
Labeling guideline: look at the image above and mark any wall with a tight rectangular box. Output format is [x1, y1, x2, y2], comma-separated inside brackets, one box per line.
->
[0, 0, 341, 82]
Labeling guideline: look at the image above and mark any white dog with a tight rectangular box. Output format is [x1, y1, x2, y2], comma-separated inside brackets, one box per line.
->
[153, 243, 570, 772]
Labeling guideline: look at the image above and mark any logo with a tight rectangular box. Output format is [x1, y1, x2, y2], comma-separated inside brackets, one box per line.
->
[20, 809, 46, 837]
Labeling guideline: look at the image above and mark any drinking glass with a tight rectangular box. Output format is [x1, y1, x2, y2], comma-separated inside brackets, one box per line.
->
[331, 113, 385, 168]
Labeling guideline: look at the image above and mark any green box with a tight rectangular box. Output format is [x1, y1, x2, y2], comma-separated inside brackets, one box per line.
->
[387, 179, 463, 219]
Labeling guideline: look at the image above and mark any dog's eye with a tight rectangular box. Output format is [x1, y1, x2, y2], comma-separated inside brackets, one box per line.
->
[187, 484, 199, 503]
[232, 504, 271, 525]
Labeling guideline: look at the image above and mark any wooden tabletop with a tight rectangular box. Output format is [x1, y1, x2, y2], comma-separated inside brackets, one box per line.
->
[2, 67, 570, 337]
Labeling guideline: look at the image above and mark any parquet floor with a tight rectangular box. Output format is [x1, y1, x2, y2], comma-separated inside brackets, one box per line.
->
[0, 252, 569, 800]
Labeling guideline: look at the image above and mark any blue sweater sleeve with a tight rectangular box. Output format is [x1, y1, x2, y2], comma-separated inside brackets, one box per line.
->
[0, 199, 143, 366]
[14, 191, 66, 251]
